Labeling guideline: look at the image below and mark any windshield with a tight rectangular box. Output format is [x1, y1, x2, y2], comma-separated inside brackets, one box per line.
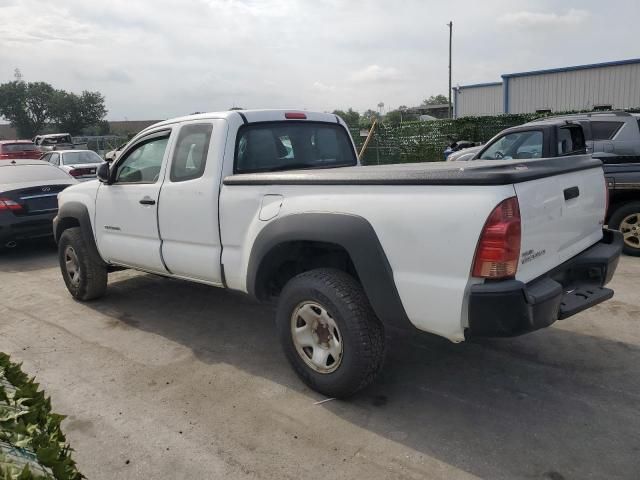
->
[235, 122, 356, 173]
[2, 143, 37, 152]
[42, 135, 72, 145]
[62, 151, 103, 165]
[0, 164, 72, 183]
[479, 130, 543, 160]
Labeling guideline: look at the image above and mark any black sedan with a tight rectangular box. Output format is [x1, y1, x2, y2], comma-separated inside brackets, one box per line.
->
[0, 160, 76, 248]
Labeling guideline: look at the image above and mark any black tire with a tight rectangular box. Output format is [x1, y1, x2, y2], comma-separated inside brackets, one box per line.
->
[609, 202, 640, 257]
[58, 227, 108, 300]
[276, 268, 385, 398]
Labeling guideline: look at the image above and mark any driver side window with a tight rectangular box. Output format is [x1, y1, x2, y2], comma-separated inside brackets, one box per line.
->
[115, 135, 169, 184]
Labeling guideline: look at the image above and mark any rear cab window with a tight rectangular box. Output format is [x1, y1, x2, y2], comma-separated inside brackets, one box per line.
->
[234, 122, 356, 173]
[1, 143, 37, 152]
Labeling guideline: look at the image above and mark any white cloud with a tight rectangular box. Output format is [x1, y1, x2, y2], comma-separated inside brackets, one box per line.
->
[497, 9, 590, 29]
[348, 65, 401, 84]
[312, 81, 336, 92]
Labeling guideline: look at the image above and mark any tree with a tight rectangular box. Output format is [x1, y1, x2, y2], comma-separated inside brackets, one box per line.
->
[0, 79, 107, 137]
[421, 94, 449, 106]
[332, 108, 360, 127]
[50, 90, 107, 135]
[0, 81, 56, 138]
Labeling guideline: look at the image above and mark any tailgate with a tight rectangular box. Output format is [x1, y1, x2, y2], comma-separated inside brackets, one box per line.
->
[515, 166, 606, 282]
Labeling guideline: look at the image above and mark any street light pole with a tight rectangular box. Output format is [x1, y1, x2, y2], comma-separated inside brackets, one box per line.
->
[448, 21, 453, 119]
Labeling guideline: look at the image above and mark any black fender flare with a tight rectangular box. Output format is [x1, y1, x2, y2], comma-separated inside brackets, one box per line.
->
[246, 212, 413, 332]
[54, 202, 104, 264]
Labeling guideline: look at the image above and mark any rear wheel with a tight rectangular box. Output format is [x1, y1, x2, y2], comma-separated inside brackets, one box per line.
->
[58, 227, 108, 300]
[276, 268, 385, 398]
[609, 202, 640, 256]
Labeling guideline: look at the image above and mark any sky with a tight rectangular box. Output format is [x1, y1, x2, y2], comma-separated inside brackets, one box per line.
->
[0, 0, 639, 120]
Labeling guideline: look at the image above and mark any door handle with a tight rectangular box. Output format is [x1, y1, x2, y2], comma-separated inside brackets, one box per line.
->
[564, 186, 580, 201]
[139, 196, 156, 205]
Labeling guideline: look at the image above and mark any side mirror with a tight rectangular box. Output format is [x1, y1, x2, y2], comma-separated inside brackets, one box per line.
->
[97, 162, 111, 184]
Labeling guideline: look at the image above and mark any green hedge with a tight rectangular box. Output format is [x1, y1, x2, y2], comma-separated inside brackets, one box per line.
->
[351, 109, 640, 165]
[0, 354, 83, 480]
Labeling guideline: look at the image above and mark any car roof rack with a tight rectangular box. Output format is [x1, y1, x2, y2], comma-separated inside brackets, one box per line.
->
[586, 110, 631, 117]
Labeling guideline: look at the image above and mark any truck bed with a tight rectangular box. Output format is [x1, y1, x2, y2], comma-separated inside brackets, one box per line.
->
[224, 155, 601, 186]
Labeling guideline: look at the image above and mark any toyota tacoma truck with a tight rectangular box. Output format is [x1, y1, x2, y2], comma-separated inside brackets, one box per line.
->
[53, 110, 623, 398]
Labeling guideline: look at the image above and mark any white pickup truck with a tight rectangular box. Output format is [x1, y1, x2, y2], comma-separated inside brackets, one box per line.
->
[53, 110, 623, 397]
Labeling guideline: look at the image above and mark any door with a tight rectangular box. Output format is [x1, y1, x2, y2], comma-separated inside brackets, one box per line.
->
[94, 130, 172, 272]
[157, 120, 225, 283]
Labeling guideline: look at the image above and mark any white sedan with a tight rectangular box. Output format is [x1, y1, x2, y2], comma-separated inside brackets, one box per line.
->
[41, 150, 105, 180]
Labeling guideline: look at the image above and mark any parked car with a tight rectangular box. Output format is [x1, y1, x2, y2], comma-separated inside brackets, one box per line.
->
[0, 140, 42, 160]
[463, 117, 640, 256]
[528, 111, 640, 157]
[41, 149, 104, 180]
[33, 133, 75, 152]
[446, 144, 483, 161]
[104, 142, 127, 163]
[443, 140, 481, 160]
[54, 109, 621, 398]
[0, 160, 76, 248]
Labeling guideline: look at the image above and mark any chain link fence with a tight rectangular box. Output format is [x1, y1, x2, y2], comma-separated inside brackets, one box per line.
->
[351, 109, 640, 165]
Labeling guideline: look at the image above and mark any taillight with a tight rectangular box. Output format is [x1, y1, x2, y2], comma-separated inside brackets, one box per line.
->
[69, 169, 81, 177]
[472, 196, 521, 279]
[0, 197, 23, 212]
[285, 112, 307, 119]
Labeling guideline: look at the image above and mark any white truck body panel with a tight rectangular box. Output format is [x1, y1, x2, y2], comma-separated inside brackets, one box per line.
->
[220, 183, 516, 341]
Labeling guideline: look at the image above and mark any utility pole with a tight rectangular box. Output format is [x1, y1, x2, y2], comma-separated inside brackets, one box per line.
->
[447, 21, 453, 119]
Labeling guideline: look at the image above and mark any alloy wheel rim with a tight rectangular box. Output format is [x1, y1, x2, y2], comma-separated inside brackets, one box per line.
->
[619, 213, 640, 248]
[64, 246, 81, 286]
[290, 301, 343, 374]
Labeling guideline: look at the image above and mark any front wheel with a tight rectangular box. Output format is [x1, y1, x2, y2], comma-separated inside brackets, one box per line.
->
[58, 227, 108, 300]
[609, 202, 640, 256]
[276, 269, 385, 398]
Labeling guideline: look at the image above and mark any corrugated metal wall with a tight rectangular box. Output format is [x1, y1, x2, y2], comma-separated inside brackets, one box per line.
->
[455, 84, 503, 117]
[507, 63, 640, 113]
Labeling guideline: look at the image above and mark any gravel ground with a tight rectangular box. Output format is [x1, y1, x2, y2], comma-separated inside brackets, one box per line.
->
[0, 239, 639, 480]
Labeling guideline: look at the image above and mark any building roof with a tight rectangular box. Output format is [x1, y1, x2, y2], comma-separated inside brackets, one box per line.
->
[502, 57, 640, 79]
[456, 58, 640, 89]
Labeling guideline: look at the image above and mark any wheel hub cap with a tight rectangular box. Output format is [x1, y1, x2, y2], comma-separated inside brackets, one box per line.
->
[64, 246, 81, 286]
[291, 302, 343, 374]
[619, 213, 640, 248]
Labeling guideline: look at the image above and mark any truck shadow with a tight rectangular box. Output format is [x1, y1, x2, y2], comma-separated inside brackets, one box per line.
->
[89, 271, 640, 480]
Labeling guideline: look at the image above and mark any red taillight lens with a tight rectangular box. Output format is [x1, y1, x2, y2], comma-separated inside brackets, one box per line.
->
[285, 112, 307, 119]
[0, 197, 23, 212]
[472, 196, 521, 279]
[69, 169, 81, 177]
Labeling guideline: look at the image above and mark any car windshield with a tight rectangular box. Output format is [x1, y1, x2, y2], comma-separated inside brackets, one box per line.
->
[2, 143, 37, 152]
[479, 130, 543, 160]
[235, 122, 356, 173]
[42, 135, 72, 145]
[62, 151, 103, 165]
[0, 165, 72, 183]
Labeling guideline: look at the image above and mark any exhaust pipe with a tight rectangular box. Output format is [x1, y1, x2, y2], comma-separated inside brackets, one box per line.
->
[5, 241, 17, 248]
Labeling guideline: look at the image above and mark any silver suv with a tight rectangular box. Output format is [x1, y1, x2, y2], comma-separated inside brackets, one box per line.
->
[528, 111, 640, 158]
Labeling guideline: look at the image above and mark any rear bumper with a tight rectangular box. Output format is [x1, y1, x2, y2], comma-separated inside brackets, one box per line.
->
[0, 211, 57, 245]
[467, 229, 623, 337]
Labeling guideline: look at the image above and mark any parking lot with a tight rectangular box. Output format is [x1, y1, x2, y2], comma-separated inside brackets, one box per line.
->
[0, 240, 638, 480]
